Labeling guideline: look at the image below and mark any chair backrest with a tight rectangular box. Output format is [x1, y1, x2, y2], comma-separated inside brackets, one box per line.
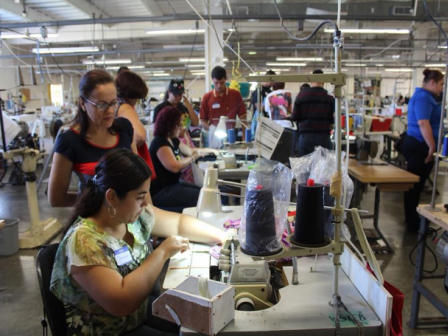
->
[36, 243, 67, 336]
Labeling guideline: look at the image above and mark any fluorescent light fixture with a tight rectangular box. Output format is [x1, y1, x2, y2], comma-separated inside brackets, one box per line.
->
[32, 46, 99, 54]
[141, 71, 166, 74]
[391, 55, 401, 59]
[248, 51, 257, 55]
[345, 64, 367, 67]
[152, 73, 170, 76]
[227, 28, 236, 32]
[266, 62, 306, 66]
[185, 64, 205, 68]
[191, 72, 206, 76]
[325, 28, 410, 34]
[82, 59, 132, 65]
[179, 58, 228, 62]
[438, 46, 447, 49]
[375, 64, 384, 67]
[276, 57, 323, 61]
[424, 64, 446, 68]
[146, 29, 205, 36]
[385, 68, 413, 72]
[269, 68, 289, 72]
[1, 33, 58, 39]
[106, 65, 145, 70]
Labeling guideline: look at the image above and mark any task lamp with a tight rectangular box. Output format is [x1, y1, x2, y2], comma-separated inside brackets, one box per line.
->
[214, 116, 228, 139]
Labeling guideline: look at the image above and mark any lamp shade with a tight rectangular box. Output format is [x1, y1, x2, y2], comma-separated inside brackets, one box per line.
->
[215, 116, 228, 139]
[196, 168, 222, 214]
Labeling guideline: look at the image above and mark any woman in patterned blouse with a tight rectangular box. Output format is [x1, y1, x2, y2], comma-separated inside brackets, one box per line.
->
[50, 148, 225, 335]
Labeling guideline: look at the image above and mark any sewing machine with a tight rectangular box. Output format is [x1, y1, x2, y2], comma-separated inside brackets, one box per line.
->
[162, 207, 389, 335]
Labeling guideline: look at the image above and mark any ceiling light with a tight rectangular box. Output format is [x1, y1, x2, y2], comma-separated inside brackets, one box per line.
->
[248, 51, 257, 55]
[375, 64, 384, 67]
[1, 33, 58, 39]
[438, 46, 447, 49]
[391, 55, 401, 59]
[179, 58, 228, 62]
[82, 59, 132, 65]
[385, 68, 413, 72]
[152, 73, 170, 76]
[146, 29, 205, 36]
[186, 64, 205, 68]
[227, 28, 236, 32]
[269, 68, 289, 72]
[191, 72, 206, 76]
[33, 46, 99, 54]
[106, 65, 145, 70]
[325, 28, 410, 34]
[276, 57, 323, 61]
[266, 62, 306, 67]
[345, 64, 367, 67]
[424, 64, 446, 68]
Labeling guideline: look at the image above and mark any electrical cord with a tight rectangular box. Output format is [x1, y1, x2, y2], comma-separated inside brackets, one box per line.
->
[409, 226, 441, 273]
[182, 21, 200, 81]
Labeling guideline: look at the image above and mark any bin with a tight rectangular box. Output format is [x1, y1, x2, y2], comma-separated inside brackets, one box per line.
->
[0, 219, 19, 256]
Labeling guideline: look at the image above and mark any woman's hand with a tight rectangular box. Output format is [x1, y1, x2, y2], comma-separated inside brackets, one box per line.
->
[159, 236, 190, 259]
[425, 146, 436, 164]
[183, 95, 192, 108]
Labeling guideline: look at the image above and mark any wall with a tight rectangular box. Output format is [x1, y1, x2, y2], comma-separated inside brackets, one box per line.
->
[380, 78, 413, 99]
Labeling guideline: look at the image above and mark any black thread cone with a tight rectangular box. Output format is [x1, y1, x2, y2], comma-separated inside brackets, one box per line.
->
[241, 188, 282, 256]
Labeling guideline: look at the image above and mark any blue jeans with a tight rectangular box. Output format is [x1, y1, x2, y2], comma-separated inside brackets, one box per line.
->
[298, 133, 333, 157]
[250, 110, 259, 141]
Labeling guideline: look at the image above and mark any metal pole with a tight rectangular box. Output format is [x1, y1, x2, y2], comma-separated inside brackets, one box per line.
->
[332, 30, 343, 297]
[0, 97, 7, 152]
[428, 63, 448, 211]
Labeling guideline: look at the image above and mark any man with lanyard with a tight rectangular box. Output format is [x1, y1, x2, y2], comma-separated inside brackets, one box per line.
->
[250, 70, 276, 140]
[291, 69, 335, 156]
[200, 66, 247, 140]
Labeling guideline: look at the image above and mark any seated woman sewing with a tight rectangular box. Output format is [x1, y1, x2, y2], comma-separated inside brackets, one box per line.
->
[149, 106, 217, 212]
[50, 148, 225, 335]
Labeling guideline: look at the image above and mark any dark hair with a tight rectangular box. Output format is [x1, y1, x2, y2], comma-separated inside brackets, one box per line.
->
[117, 67, 129, 75]
[423, 69, 444, 84]
[301, 83, 311, 90]
[313, 69, 324, 74]
[211, 66, 227, 80]
[73, 69, 120, 141]
[273, 82, 285, 90]
[116, 71, 148, 100]
[153, 106, 182, 137]
[163, 90, 169, 101]
[67, 148, 151, 232]
[266, 70, 276, 76]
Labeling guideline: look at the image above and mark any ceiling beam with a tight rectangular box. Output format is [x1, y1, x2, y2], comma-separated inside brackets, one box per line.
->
[1, 14, 448, 29]
[0, 0, 55, 22]
[140, 0, 163, 16]
[61, 0, 110, 19]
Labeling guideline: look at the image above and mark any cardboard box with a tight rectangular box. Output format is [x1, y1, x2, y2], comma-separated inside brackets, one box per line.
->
[153, 277, 235, 336]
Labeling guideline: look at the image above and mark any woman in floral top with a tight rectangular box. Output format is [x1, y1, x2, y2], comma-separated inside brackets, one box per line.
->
[50, 148, 225, 335]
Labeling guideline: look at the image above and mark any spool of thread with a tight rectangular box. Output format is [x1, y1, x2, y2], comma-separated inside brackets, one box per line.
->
[245, 129, 252, 142]
[227, 129, 236, 143]
[443, 135, 448, 157]
[241, 186, 282, 256]
[291, 182, 326, 247]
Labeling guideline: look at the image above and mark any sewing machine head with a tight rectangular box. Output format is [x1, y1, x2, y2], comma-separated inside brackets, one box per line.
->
[355, 138, 378, 162]
[217, 151, 238, 169]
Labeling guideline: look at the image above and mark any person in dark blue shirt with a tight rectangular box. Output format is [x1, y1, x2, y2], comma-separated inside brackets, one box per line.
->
[401, 69, 444, 231]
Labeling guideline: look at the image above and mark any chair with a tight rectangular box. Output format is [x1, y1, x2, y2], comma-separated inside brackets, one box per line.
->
[36, 243, 67, 336]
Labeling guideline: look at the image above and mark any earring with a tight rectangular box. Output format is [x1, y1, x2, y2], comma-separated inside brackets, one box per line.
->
[108, 205, 116, 218]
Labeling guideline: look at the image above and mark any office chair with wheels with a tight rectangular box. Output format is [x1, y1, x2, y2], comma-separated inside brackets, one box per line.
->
[36, 243, 67, 336]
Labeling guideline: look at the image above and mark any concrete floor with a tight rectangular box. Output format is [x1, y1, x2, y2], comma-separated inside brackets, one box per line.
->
[1, 167, 448, 336]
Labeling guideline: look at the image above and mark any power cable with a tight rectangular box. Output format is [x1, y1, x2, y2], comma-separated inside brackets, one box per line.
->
[409, 226, 441, 273]
[182, 21, 200, 80]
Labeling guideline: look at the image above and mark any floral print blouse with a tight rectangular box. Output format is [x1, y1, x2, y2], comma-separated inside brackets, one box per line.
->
[50, 207, 155, 335]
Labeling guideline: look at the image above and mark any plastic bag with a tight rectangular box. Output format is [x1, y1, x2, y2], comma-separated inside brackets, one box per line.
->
[239, 158, 293, 256]
[290, 147, 354, 238]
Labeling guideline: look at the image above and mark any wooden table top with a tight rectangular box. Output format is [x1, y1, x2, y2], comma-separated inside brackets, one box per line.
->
[348, 159, 419, 184]
[417, 205, 448, 231]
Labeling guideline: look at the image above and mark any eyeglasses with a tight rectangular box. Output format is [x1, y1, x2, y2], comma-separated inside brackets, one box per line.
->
[83, 97, 119, 113]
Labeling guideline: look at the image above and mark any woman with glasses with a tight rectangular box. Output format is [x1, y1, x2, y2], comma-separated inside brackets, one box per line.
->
[48, 69, 135, 207]
[149, 106, 206, 212]
[116, 71, 156, 180]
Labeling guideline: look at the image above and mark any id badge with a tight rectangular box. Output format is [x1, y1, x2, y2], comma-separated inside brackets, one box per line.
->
[212, 103, 220, 109]
[114, 246, 133, 266]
